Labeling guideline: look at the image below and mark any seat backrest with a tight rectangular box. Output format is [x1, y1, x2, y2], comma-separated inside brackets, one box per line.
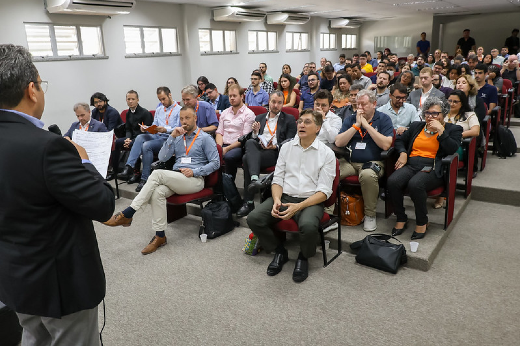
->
[120, 109, 128, 123]
[294, 93, 301, 109]
[273, 82, 278, 89]
[204, 144, 223, 188]
[293, 88, 301, 96]
[282, 107, 299, 121]
[248, 106, 267, 116]
[365, 72, 377, 78]
[150, 110, 156, 118]
[502, 78, 513, 91]
[324, 159, 340, 208]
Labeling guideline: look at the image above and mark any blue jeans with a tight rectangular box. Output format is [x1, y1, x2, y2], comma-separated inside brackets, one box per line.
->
[126, 133, 166, 181]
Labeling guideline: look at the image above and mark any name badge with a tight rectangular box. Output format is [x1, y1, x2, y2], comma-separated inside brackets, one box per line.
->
[355, 142, 367, 150]
[181, 157, 192, 164]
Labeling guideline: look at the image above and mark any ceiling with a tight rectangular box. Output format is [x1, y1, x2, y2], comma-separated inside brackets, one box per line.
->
[141, 0, 520, 21]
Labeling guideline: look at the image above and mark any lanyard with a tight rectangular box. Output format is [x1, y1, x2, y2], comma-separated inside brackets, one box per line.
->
[354, 122, 372, 141]
[195, 101, 199, 113]
[164, 106, 174, 126]
[266, 116, 277, 136]
[81, 123, 89, 131]
[184, 128, 201, 156]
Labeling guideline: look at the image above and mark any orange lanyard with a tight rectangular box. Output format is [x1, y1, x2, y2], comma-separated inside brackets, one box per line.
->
[266, 116, 277, 136]
[195, 101, 199, 113]
[81, 123, 89, 131]
[353, 122, 372, 141]
[184, 128, 201, 156]
[164, 106, 174, 126]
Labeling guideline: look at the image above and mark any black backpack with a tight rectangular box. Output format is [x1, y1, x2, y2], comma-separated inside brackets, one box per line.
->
[200, 200, 237, 239]
[495, 125, 517, 158]
[222, 173, 243, 213]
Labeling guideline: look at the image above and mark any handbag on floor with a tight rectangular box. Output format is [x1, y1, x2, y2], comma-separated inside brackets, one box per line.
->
[200, 200, 238, 239]
[339, 191, 364, 226]
[350, 234, 407, 274]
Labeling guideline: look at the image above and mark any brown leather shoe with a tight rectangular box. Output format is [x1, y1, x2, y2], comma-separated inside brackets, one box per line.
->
[103, 212, 132, 227]
[141, 236, 167, 255]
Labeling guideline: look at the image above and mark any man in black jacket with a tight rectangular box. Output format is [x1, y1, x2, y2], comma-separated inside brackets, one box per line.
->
[0, 44, 115, 345]
[108, 90, 153, 179]
[90, 91, 122, 131]
[236, 91, 297, 217]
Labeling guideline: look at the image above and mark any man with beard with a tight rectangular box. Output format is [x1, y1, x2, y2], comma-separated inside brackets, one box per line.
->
[104, 106, 219, 255]
[368, 71, 391, 107]
[90, 92, 122, 131]
[377, 83, 420, 135]
[432, 73, 453, 99]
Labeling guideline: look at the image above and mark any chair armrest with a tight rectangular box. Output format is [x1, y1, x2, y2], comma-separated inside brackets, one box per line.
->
[326, 143, 350, 160]
[381, 147, 394, 160]
[259, 172, 275, 188]
[461, 137, 472, 145]
[441, 154, 457, 165]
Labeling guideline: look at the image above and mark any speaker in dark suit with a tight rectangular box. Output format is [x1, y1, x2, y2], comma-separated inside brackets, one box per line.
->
[0, 44, 115, 345]
[237, 91, 297, 217]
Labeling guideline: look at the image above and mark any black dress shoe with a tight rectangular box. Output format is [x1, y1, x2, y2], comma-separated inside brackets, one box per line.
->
[292, 258, 309, 283]
[135, 179, 147, 192]
[236, 202, 255, 218]
[106, 173, 115, 181]
[247, 179, 263, 194]
[128, 172, 141, 184]
[411, 231, 426, 240]
[117, 165, 134, 181]
[391, 221, 408, 236]
[267, 249, 289, 276]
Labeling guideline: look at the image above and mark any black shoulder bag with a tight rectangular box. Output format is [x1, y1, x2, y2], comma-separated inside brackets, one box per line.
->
[350, 234, 407, 274]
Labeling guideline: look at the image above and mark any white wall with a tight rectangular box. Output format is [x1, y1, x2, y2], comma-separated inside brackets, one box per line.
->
[360, 14, 434, 57]
[0, 0, 359, 130]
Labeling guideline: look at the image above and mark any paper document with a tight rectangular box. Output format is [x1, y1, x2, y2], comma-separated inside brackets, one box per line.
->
[258, 134, 276, 147]
[72, 130, 114, 177]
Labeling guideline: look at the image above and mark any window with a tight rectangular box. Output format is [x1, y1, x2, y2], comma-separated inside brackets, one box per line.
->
[374, 36, 412, 54]
[286, 32, 309, 52]
[123, 26, 179, 56]
[320, 33, 337, 50]
[342, 34, 357, 49]
[248, 30, 277, 53]
[199, 29, 236, 54]
[24, 23, 104, 60]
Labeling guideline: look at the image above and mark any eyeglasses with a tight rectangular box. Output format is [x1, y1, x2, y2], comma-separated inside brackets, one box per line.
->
[297, 119, 315, 125]
[391, 95, 407, 101]
[35, 80, 48, 93]
[447, 99, 461, 104]
[424, 111, 442, 118]
[308, 78, 318, 82]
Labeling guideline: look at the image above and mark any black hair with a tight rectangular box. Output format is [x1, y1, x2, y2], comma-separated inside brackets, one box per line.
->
[90, 92, 108, 107]
[314, 89, 333, 105]
[448, 89, 472, 121]
[204, 83, 217, 91]
[156, 86, 171, 95]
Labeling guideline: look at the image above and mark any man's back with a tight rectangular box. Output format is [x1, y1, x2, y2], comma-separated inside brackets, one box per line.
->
[0, 110, 115, 318]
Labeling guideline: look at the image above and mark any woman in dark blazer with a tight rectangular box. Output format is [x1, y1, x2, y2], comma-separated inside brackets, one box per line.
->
[387, 97, 462, 239]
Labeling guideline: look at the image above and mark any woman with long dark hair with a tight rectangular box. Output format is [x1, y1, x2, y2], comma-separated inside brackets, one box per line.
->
[277, 73, 297, 107]
[196, 76, 209, 101]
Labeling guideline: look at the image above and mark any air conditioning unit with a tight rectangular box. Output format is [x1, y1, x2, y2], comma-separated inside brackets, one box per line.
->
[330, 18, 362, 29]
[213, 7, 266, 22]
[267, 12, 310, 25]
[46, 0, 135, 16]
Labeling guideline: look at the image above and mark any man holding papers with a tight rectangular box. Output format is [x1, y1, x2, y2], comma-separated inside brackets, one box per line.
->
[104, 106, 220, 255]
[63, 102, 107, 139]
[236, 91, 297, 218]
[118, 86, 181, 192]
[0, 44, 115, 345]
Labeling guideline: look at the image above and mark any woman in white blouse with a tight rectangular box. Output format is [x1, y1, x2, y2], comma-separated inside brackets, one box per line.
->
[434, 90, 480, 208]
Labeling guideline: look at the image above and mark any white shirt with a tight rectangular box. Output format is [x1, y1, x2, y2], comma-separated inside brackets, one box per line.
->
[317, 111, 342, 144]
[272, 137, 336, 199]
[253, 112, 279, 145]
[79, 120, 91, 131]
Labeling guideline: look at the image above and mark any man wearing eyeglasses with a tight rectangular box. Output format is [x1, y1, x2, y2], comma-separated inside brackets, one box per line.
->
[298, 72, 320, 112]
[247, 109, 336, 283]
[377, 83, 420, 135]
[245, 71, 269, 108]
[0, 44, 115, 345]
[63, 102, 107, 139]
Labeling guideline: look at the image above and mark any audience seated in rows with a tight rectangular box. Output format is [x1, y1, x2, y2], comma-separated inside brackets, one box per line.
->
[104, 106, 220, 255]
[335, 89, 394, 231]
[63, 102, 107, 139]
[388, 97, 462, 240]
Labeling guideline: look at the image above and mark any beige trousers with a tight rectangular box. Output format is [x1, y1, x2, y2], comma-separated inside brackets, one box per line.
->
[130, 170, 204, 232]
[339, 158, 385, 217]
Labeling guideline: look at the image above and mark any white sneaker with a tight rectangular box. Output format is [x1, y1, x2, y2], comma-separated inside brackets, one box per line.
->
[322, 222, 338, 233]
[363, 216, 377, 232]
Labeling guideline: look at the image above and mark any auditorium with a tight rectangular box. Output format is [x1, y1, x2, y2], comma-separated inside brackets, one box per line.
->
[0, 0, 519, 345]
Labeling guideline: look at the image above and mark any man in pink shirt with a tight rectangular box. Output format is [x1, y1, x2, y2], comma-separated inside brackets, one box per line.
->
[215, 84, 256, 179]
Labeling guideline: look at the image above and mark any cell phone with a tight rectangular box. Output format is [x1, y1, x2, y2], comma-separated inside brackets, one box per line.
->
[421, 166, 433, 173]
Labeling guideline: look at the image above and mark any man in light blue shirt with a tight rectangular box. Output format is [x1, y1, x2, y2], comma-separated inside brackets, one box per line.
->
[377, 83, 420, 135]
[181, 85, 219, 132]
[333, 54, 346, 72]
[118, 86, 181, 192]
[104, 106, 219, 255]
[245, 71, 270, 107]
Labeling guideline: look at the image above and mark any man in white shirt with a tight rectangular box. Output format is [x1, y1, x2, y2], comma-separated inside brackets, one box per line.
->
[313, 90, 342, 144]
[377, 83, 420, 135]
[247, 109, 336, 283]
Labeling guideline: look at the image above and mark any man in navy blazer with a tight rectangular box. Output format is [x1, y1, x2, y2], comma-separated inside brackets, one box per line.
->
[63, 102, 108, 139]
[205, 83, 231, 115]
[0, 44, 114, 345]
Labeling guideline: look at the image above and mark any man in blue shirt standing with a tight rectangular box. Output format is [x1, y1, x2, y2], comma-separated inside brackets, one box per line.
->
[416, 32, 430, 56]
[245, 71, 269, 107]
[104, 106, 220, 255]
[118, 86, 181, 192]
[335, 89, 394, 232]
